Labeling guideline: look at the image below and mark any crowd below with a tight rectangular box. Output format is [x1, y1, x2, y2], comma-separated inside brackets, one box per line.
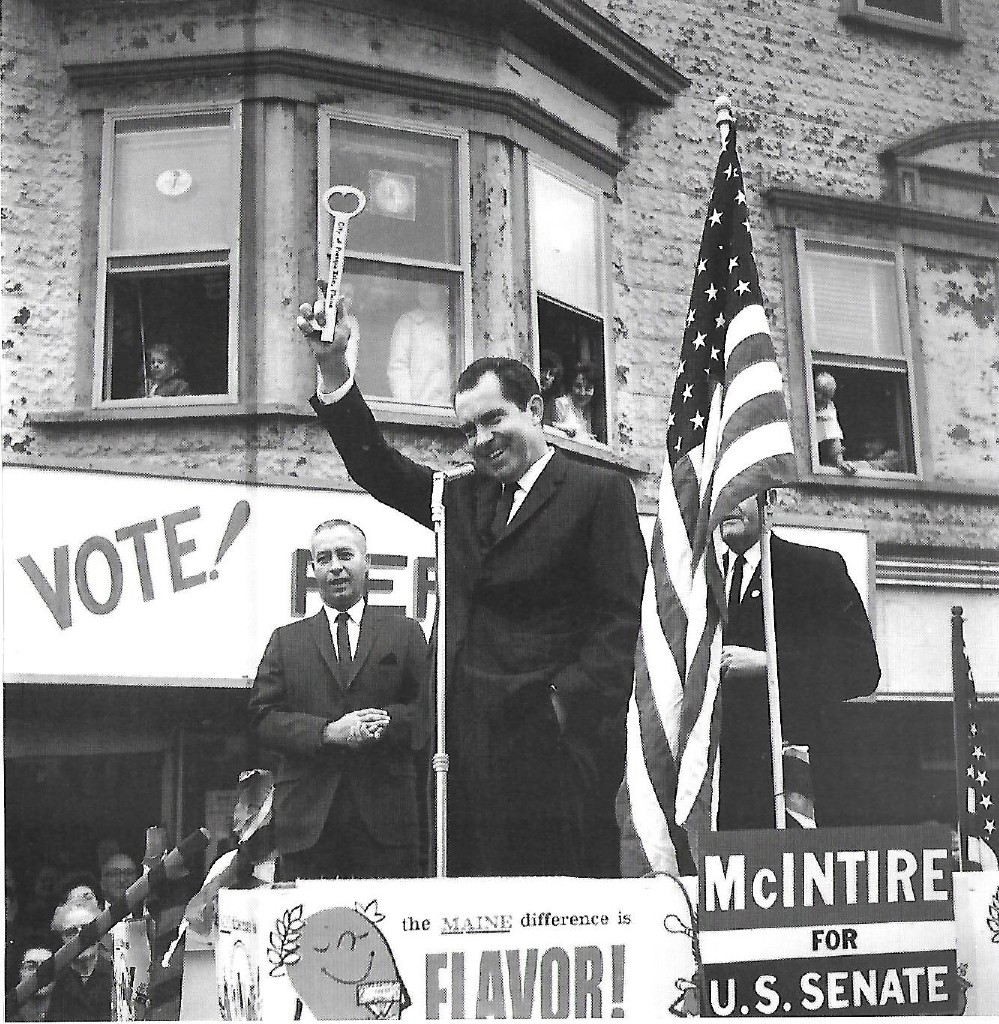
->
[5, 849, 140, 1021]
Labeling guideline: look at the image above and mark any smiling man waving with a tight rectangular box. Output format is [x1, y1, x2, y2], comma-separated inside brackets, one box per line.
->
[300, 296, 647, 878]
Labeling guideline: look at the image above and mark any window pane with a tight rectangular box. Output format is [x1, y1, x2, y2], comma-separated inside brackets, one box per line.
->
[876, 584, 999, 695]
[803, 243, 904, 358]
[531, 167, 599, 314]
[341, 259, 461, 406]
[328, 123, 458, 265]
[920, 177, 999, 217]
[111, 117, 235, 256]
[538, 296, 606, 443]
[812, 364, 915, 473]
[104, 268, 229, 400]
[864, 0, 944, 22]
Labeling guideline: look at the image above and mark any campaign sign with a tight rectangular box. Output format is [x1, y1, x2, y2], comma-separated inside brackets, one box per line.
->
[216, 876, 698, 1021]
[698, 824, 958, 1017]
[954, 870, 999, 1015]
[112, 918, 151, 1021]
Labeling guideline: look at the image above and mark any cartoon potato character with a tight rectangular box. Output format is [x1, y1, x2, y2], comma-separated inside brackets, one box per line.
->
[286, 905, 410, 1020]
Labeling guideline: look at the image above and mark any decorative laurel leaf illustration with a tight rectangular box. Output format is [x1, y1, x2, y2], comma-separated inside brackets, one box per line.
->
[267, 904, 306, 976]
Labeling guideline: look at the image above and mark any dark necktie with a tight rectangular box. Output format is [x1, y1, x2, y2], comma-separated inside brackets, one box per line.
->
[490, 484, 517, 542]
[335, 611, 352, 678]
[726, 553, 745, 624]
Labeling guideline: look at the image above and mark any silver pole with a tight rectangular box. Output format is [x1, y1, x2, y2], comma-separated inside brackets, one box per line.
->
[431, 471, 449, 876]
[758, 492, 787, 829]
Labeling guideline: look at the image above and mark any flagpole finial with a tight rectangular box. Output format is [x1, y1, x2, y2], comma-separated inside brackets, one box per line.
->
[714, 95, 733, 148]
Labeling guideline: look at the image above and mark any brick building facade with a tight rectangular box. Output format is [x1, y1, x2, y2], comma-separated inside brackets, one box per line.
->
[3, 0, 997, 887]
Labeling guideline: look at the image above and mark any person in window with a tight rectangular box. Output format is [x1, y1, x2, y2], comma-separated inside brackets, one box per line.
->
[554, 360, 598, 440]
[141, 343, 191, 398]
[813, 370, 855, 474]
[386, 281, 451, 405]
[853, 436, 905, 473]
[539, 348, 564, 426]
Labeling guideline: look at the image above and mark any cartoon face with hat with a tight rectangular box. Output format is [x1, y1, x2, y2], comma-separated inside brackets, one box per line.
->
[282, 900, 409, 1020]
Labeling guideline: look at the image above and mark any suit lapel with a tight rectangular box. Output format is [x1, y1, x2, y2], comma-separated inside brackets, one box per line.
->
[476, 477, 503, 551]
[309, 609, 343, 690]
[345, 605, 378, 689]
[494, 449, 565, 545]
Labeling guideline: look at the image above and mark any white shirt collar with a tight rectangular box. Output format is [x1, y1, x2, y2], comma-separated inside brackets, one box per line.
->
[322, 597, 365, 629]
[727, 543, 761, 600]
[514, 445, 555, 496]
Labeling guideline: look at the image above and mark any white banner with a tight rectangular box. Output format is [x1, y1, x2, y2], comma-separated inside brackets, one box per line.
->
[3, 466, 435, 683]
[216, 877, 698, 1021]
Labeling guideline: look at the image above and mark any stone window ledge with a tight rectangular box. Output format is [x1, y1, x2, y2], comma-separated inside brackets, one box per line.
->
[29, 404, 650, 474]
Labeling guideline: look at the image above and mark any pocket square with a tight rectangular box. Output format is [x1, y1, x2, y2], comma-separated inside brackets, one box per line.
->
[379, 653, 398, 665]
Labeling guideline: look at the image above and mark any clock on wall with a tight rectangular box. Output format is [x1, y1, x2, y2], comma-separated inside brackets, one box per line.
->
[155, 168, 193, 197]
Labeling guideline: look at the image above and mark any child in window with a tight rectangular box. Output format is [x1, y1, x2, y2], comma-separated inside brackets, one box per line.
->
[853, 436, 905, 473]
[539, 348, 564, 426]
[554, 361, 598, 440]
[813, 370, 855, 474]
[142, 342, 191, 398]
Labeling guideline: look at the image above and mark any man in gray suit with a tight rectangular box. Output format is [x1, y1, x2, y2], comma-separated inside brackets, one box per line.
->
[249, 518, 428, 878]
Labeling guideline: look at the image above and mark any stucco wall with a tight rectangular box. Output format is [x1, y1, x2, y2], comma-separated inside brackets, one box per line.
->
[3, 0, 996, 553]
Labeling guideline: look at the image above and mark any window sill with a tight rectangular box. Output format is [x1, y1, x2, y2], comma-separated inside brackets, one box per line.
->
[31, 402, 307, 425]
[797, 470, 999, 500]
[29, 403, 651, 473]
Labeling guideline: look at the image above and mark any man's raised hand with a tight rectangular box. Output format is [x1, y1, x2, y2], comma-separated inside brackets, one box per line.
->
[297, 282, 353, 392]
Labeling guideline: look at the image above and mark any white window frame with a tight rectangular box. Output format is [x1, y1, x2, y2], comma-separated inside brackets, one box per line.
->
[317, 109, 472, 415]
[94, 103, 242, 408]
[796, 231, 922, 479]
[839, 0, 962, 42]
[527, 153, 613, 450]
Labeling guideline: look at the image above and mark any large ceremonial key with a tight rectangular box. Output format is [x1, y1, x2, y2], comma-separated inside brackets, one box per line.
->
[321, 185, 366, 338]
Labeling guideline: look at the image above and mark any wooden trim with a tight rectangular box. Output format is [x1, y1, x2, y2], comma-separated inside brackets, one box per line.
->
[4, 673, 251, 689]
[512, 0, 690, 100]
[766, 186, 999, 248]
[64, 50, 633, 176]
[882, 119, 999, 164]
[838, 0, 963, 44]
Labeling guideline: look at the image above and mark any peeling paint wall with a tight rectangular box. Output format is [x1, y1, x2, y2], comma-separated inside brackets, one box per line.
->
[915, 252, 999, 482]
[3, 0, 997, 559]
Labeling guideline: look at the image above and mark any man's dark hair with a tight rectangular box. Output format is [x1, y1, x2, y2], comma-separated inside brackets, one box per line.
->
[455, 357, 541, 410]
[311, 518, 367, 548]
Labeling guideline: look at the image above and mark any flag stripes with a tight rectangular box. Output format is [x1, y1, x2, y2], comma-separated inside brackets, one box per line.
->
[620, 115, 797, 870]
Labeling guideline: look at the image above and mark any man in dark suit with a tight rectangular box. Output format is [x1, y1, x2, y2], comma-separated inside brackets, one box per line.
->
[249, 518, 428, 878]
[717, 495, 881, 830]
[297, 297, 647, 877]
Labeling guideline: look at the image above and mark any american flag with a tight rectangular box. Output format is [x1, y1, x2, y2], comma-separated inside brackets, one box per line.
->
[954, 613, 998, 871]
[620, 118, 797, 873]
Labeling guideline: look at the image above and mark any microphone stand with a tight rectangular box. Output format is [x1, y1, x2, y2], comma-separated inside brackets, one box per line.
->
[431, 471, 450, 877]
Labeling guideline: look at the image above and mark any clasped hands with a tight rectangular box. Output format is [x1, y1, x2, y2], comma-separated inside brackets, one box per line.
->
[323, 708, 390, 749]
